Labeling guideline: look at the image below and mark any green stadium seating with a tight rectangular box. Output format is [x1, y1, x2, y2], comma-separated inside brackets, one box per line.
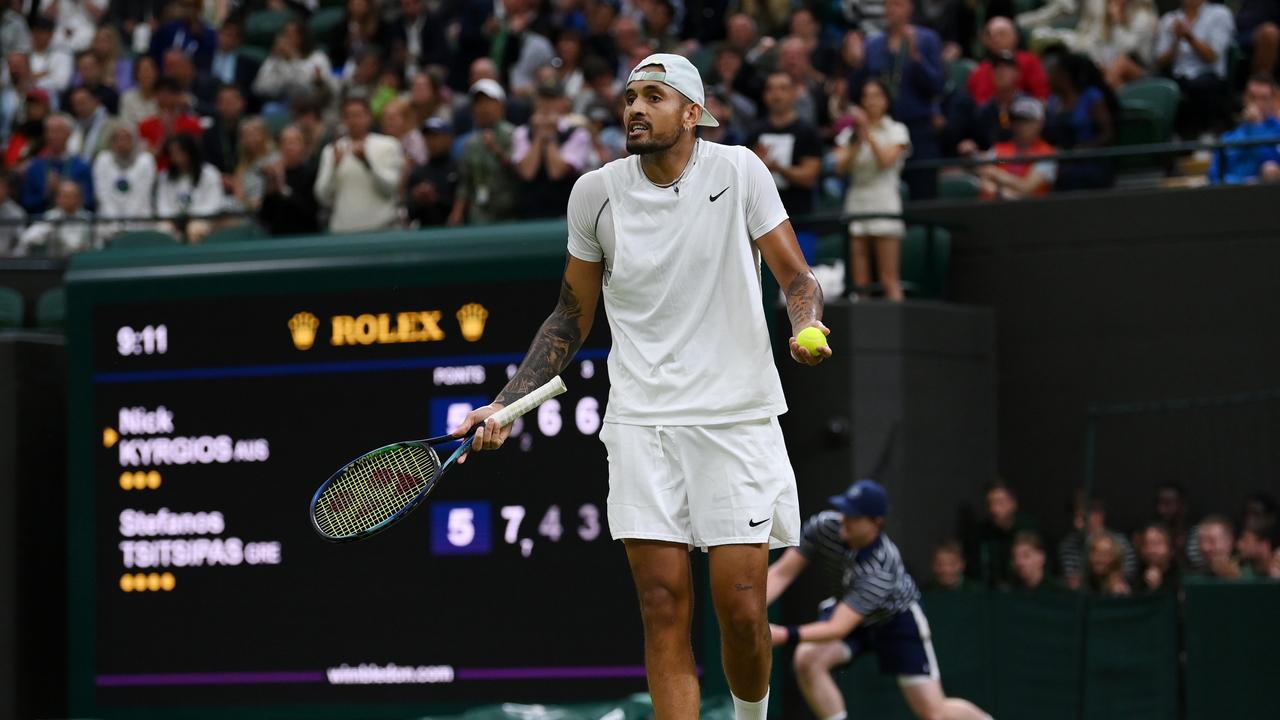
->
[901, 225, 951, 298]
[308, 7, 346, 47]
[109, 230, 181, 249]
[947, 59, 977, 95]
[0, 287, 24, 329]
[237, 44, 269, 66]
[939, 173, 982, 199]
[204, 223, 269, 243]
[1118, 78, 1180, 141]
[246, 10, 295, 50]
[35, 286, 66, 331]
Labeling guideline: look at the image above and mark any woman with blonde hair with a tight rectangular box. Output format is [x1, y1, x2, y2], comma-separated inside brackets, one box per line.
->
[380, 98, 428, 166]
[835, 79, 911, 301]
[91, 26, 134, 91]
[233, 118, 278, 212]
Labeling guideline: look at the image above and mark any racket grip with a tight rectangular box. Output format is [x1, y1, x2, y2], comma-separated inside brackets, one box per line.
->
[488, 376, 568, 427]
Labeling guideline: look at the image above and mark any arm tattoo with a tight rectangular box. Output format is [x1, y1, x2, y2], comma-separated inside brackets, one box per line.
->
[494, 278, 585, 406]
[785, 270, 823, 332]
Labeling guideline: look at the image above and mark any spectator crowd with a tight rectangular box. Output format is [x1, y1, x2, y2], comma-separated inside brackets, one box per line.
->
[1, 0, 1278, 256]
[927, 480, 1280, 597]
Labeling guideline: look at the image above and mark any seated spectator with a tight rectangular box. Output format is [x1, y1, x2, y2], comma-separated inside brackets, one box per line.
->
[582, 101, 625, 167]
[253, 21, 337, 112]
[918, 0, 977, 59]
[45, 0, 103, 53]
[1194, 514, 1243, 579]
[0, 172, 27, 254]
[777, 35, 829, 127]
[964, 479, 1040, 587]
[927, 540, 978, 591]
[750, 70, 824, 218]
[1083, 0, 1160, 88]
[16, 180, 93, 256]
[1153, 481, 1191, 559]
[405, 72, 451, 129]
[138, 78, 203, 161]
[232, 118, 277, 212]
[155, 133, 223, 242]
[328, 0, 394, 73]
[162, 49, 215, 117]
[67, 85, 119, 162]
[513, 80, 591, 219]
[1136, 522, 1181, 592]
[1086, 532, 1132, 595]
[92, 125, 156, 241]
[380, 97, 428, 167]
[1155, 0, 1235, 138]
[1210, 75, 1280, 184]
[1236, 517, 1279, 578]
[552, 28, 587, 101]
[977, 97, 1058, 199]
[31, 18, 74, 96]
[850, 0, 946, 200]
[210, 21, 260, 105]
[21, 113, 95, 214]
[1236, 0, 1280, 80]
[314, 96, 405, 233]
[290, 91, 336, 160]
[1017, 0, 1078, 33]
[259, 125, 321, 237]
[390, 0, 451, 77]
[89, 27, 132, 93]
[148, 0, 216, 74]
[65, 52, 120, 115]
[699, 92, 747, 147]
[118, 56, 158, 129]
[956, 51, 1025, 155]
[2, 52, 36, 149]
[0, 0, 30, 56]
[203, 84, 246, 182]
[1011, 530, 1061, 591]
[405, 118, 459, 228]
[707, 46, 761, 136]
[1044, 52, 1117, 190]
[835, 79, 910, 301]
[5, 88, 52, 169]
[1058, 493, 1138, 589]
[968, 17, 1051, 105]
[448, 80, 519, 225]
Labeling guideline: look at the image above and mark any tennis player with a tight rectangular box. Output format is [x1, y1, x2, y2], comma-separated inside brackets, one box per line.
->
[766, 480, 993, 720]
[452, 53, 829, 720]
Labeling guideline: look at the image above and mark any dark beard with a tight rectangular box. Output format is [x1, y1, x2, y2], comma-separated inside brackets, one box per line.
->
[626, 127, 682, 155]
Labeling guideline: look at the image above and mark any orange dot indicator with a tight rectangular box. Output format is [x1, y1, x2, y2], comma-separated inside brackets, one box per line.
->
[120, 574, 134, 592]
[160, 572, 176, 591]
[146, 471, 162, 489]
[103, 427, 118, 448]
[119, 472, 133, 490]
[147, 573, 161, 591]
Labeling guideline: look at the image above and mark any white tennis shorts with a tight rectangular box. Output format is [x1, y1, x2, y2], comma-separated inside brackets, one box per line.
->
[600, 417, 801, 550]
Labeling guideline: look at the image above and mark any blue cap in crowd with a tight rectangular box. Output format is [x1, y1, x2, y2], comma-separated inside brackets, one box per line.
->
[829, 479, 889, 518]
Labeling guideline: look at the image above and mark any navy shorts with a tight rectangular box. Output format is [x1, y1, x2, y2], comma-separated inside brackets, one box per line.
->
[819, 598, 939, 680]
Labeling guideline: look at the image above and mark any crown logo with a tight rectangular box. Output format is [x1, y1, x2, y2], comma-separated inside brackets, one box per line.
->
[288, 312, 320, 350]
[456, 303, 489, 342]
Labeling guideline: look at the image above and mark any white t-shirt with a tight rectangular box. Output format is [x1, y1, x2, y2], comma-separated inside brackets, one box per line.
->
[566, 140, 790, 425]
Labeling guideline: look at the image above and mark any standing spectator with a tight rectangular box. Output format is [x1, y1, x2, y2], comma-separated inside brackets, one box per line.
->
[967, 17, 1051, 105]
[1210, 75, 1280, 184]
[44, 0, 107, 54]
[1155, 0, 1235, 138]
[31, 17, 75, 96]
[849, 0, 946, 199]
[1058, 493, 1138, 589]
[210, 20, 261, 105]
[89, 26, 132, 92]
[1136, 522, 1181, 592]
[92, 125, 156, 240]
[119, 55, 159, 128]
[390, 0, 451, 79]
[0, 173, 27, 254]
[493, 0, 556, 96]
[977, 97, 1058, 199]
[155, 133, 222, 241]
[512, 81, 591, 219]
[381, 97, 428, 167]
[289, 91, 335, 160]
[148, 0, 217, 73]
[258, 125, 320, 236]
[232, 117, 276, 212]
[1044, 52, 1117, 190]
[955, 51, 1026, 155]
[203, 84, 246, 181]
[314, 96, 405, 232]
[835, 79, 910, 300]
[778, 36, 829, 127]
[1236, 0, 1280, 80]
[963, 479, 1040, 587]
[1237, 517, 1279, 578]
[405, 72, 451, 129]
[448, 79, 518, 225]
[1195, 515, 1243, 579]
[1086, 533, 1132, 595]
[926, 540, 978, 591]
[253, 21, 337, 112]
[67, 85, 119, 161]
[708, 45, 761, 128]
[749, 71, 824, 218]
[138, 78, 203, 161]
[1011, 531, 1059, 591]
[406, 117, 459, 227]
[65, 52, 120, 115]
[0, 0, 30, 56]
[21, 114, 95, 214]
[15, 180, 93, 256]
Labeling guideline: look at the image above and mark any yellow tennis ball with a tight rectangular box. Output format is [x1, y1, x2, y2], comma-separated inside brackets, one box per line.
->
[796, 327, 828, 355]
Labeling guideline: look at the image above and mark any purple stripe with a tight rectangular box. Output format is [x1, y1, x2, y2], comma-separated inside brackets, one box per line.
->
[97, 671, 324, 687]
[455, 665, 649, 680]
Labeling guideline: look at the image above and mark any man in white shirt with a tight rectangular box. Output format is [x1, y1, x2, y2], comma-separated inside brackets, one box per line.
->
[30, 18, 74, 96]
[452, 53, 830, 720]
[313, 96, 405, 232]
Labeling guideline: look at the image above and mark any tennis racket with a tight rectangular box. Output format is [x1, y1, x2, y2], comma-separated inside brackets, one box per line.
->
[309, 376, 568, 542]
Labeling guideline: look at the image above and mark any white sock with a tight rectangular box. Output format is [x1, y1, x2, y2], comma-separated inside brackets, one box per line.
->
[731, 689, 769, 720]
[823, 713, 848, 720]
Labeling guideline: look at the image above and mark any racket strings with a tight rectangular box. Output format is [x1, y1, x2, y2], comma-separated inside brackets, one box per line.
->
[312, 444, 439, 538]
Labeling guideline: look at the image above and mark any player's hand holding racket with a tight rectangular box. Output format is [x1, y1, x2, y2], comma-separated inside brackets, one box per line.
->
[790, 321, 833, 366]
[309, 376, 567, 542]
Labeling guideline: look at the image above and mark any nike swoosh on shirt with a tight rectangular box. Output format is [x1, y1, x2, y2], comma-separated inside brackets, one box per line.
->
[748, 518, 770, 528]
[710, 187, 729, 202]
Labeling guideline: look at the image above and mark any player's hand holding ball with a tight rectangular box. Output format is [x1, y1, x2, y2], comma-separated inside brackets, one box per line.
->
[450, 402, 510, 462]
[790, 322, 832, 366]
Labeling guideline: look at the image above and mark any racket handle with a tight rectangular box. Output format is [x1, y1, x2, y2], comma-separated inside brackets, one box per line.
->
[488, 376, 567, 427]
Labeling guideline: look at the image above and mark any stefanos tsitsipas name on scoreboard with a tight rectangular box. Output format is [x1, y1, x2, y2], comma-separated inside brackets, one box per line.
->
[288, 302, 490, 351]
